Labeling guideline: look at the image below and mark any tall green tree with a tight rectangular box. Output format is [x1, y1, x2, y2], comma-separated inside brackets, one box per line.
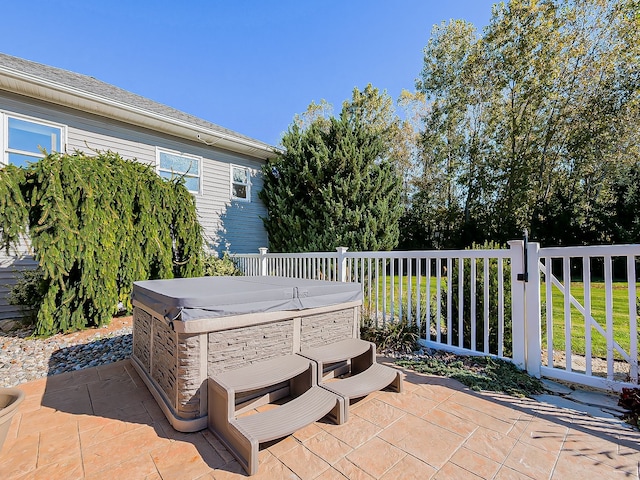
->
[260, 87, 404, 252]
[407, 0, 640, 247]
[413, 19, 495, 247]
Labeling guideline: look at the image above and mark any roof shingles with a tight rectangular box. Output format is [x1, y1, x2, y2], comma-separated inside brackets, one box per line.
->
[0, 52, 271, 149]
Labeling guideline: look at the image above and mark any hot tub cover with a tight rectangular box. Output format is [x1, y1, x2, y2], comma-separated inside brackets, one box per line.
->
[132, 276, 362, 321]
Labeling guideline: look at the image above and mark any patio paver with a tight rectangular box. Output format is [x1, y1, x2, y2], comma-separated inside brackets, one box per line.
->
[1, 359, 638, 479]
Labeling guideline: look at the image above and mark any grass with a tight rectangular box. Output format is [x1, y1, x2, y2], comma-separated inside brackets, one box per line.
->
[363, 274, 639, 359]
[362, 274, 440, 321]
[542, 281, 640, 359]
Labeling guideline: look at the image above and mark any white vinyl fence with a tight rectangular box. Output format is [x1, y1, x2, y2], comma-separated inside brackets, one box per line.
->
[231, 242, 640, 391]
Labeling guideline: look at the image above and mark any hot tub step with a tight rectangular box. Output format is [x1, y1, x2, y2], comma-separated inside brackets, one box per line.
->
[300, 338, 374, 364]
[322, 362, 403, 401]
[217, 386, 344, 476]
[235, 386, 343, 443]
[209, 355, 345, 476]
[299, 338, 377, 382]
[299, 337, 403, 422]
[214, 354, 312, 394]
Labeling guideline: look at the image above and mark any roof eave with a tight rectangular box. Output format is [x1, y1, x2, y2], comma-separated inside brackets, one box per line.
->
[0, 66, 278, 160]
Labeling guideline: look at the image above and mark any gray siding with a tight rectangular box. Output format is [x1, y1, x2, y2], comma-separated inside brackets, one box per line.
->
[0, 239, 37, 321]
[0, 92, 269, 320]
[0, 91, 268, 253]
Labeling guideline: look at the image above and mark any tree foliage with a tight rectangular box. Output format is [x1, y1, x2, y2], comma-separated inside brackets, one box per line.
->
[405, 0, 640, 248]
[260, 85, 404, 252]
[0, 151, 203, 335]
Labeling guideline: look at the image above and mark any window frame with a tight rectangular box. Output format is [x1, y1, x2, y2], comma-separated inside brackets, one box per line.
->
[1, 111, 66, 168]
[155, 147, 203, 195]
[230, 164, 251, 202]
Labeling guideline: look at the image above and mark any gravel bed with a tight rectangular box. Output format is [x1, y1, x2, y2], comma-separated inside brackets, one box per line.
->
[0, 326, 132, 388]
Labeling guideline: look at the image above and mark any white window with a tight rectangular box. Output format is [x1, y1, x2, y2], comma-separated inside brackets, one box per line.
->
[231, 165, 251, 201]
[2, 113, 65, 168]
[156, 148, 202, 194]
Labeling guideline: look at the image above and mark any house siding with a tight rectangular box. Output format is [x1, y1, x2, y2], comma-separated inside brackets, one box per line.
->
[0, 91, 268, 322]
[0, 239, 37, 321]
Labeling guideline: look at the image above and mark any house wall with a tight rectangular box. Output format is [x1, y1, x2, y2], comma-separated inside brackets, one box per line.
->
[0, 240, 37, 323]
[0, 91, 269, 322]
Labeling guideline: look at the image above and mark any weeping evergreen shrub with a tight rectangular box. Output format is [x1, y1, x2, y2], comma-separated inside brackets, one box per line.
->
[0, 151, 203, 336]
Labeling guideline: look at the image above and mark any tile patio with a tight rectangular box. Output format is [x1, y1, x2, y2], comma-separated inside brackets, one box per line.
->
[1, 359, 639, 479]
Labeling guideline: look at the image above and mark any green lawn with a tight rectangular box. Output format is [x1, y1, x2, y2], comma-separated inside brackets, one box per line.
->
[363, 274, 639, 359]
[541, 281, 640, 359]
[362, 274, 440, 321]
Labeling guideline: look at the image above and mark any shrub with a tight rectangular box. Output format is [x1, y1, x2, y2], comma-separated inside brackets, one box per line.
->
[0, 151, 203, 336]
[203, 252, 242, 276]
[360, 316, 419, 354]
[8, 267, 47, 324]
[619, 387, 640, 426]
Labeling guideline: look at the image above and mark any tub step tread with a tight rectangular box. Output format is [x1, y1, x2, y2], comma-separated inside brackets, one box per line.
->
[233, 386, 342, 444]
[322, 363, 403, 400]
[215, 354, 312, 393]
[299, 338, 373, 364]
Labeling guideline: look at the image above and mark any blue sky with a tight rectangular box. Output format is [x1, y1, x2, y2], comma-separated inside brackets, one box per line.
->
[2, 1, 494, 146]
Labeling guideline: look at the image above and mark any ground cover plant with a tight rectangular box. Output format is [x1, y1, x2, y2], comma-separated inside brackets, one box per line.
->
[0, 151, 203, 336]
[361, 318, 544, 397]
[618, 387, 640, 426]
[396, 353, 545, 397]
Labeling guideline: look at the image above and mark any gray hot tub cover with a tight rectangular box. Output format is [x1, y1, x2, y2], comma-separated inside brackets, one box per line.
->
[132, 276, 362, 321]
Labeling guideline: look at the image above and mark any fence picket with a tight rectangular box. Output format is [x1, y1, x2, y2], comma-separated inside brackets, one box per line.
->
[627, 255, 638, 384]
[563, 256, 572, 372]
[545, 259, 554, 369]
[483, 257, 489, 355]
[425, 259, 432, 343]
[416, 259, 422, 334]
[447, 258, 452, 346]
[498, 258, 504, 357]
[458, 257, 464, 349]
[436, 259, 442, 345]
[583, 256, 592, 376]
[605, 256, 614, 381]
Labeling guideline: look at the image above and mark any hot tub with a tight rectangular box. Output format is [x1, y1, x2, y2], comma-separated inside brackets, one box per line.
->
[130, 276, 362, 432]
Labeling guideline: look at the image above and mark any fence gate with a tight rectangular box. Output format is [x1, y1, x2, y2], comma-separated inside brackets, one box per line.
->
[525, 244, 640, 391]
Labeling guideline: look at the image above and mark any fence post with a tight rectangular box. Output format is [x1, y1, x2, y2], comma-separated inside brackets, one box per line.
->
[508, 240, 526, 370]
[524, 242, 542, 378]
[336, 247, 348, 282]
[259, 247, 268, 276]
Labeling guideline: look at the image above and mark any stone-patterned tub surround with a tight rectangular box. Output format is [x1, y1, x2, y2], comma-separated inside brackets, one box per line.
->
[131, 300, 361, 432]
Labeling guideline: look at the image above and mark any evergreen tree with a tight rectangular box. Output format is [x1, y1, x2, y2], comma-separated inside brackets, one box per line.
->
[260, 93, 404, 252]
